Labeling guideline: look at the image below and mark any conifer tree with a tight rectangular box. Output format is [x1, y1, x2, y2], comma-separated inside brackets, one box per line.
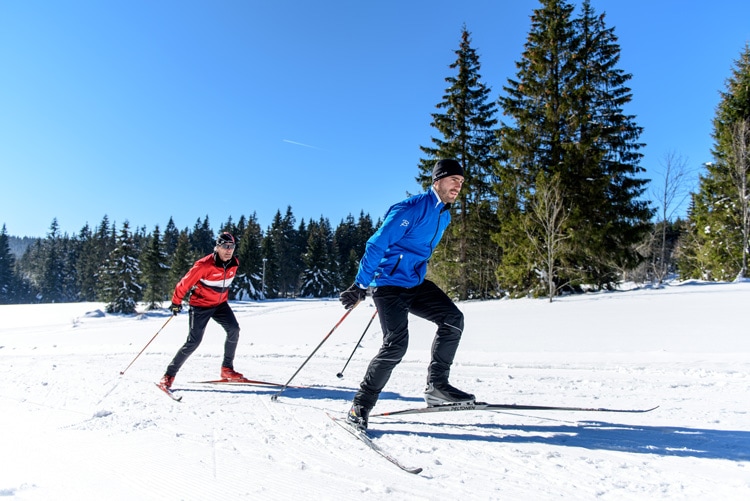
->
[37, 219, 67, 303]
[234, 213, 264, 300]
[168, 230, 193, 294]
[355, 211, 375, 249]
[100, 221, 142, 314]
[190, 216, 214, 258]
[140, 225, 170, 310]
[331, 211, 375, 291]
[496, 0, 578, 296]
[681, 44, 750, 280]
[163, 217, 180, 256]
[0, 225, 18, 304]
[60, 231, 80, 301]
[83, 216, 116, 301]
[299, 217, 336, 297]
[260, 231, 279, 299]
[267, 207, 301, 297]
[74, 223, 96, 301]
[417, 26, 501, 299]
[333, 214, 358, 289]
[16, 240, 41, 301]
[569, 0, 651, 286]
[496, 0, 651, 295]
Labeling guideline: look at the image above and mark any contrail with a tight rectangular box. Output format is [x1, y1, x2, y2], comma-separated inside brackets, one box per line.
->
[283, 139, 324, 150]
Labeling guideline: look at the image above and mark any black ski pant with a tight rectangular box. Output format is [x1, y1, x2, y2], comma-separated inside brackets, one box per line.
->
[353, 279, 464, 410]
[166, 301, 240, 377]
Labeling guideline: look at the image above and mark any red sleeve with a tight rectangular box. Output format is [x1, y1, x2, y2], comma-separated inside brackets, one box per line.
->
[171, 257, 208, 304]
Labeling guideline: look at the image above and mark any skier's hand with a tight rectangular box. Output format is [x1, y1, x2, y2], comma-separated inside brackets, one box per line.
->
[340, 283, 367, 310]
[169, 302, 182, 315]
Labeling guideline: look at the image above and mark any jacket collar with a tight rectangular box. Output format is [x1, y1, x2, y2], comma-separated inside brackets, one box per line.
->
[213, 253, 239, 268]
[430, 186, 451, 211]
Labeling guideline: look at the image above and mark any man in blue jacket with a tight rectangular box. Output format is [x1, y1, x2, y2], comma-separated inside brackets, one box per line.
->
[339, 159, 475, 430]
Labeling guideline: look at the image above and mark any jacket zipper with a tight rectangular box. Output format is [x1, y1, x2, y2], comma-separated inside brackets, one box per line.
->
[389, 254, 403, 275]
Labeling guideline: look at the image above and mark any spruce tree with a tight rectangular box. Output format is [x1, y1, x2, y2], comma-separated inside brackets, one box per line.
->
[417, 26, 501, 299]
[681, 44, 750, 280]
[234, 213, 264, 300]
[163, 217, 180, 256]
[75, 223, 97, 301]
[0, 225, 18, 304]
[496, 0, 578, 297]
[101, 221, 142, 314]
[37, 219, 67, 303]
[299, 218, 336, 297]
[140, 225, 170, 310]
[59, 232, 80, 301]
[88, 216, 116, 300]
[267, 207, 301, 297]
[168, 230, 193, 296]
[190, 216, 214, 258]
[569, 0, 651, 286]
[333, 214, 358, 290]
[16, 240, 41, 301]
[496, 0, 651, 295]
[220, 216, 238, 239]
[260, 231, 279, 299]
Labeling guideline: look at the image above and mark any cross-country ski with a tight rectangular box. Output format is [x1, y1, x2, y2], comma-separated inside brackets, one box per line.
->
[371, 402, 659, 417]
[154, 382, 182, 402]
[327, 413, 423, 475]
[189, 378, 294, 387]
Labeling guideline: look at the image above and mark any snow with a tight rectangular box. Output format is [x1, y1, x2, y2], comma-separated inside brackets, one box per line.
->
[1, 281, 749, 500]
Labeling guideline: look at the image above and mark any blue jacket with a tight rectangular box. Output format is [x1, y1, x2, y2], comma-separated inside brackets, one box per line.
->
[355, 187, 452, 289]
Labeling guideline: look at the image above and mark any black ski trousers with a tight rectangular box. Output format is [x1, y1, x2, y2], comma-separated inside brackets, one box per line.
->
[166, 301, 240, 376]
[353, 279, 464, 410]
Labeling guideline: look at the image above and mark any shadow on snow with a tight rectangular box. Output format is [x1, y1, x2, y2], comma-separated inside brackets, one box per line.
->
[174, 382, 425, 404]
[370, 419, 750, 462]
[171, 384, 749, 462]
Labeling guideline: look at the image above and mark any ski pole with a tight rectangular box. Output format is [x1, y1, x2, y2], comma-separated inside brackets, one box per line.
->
[271, 301, 360, 401]
[336, 309, 377, 379]
[119, 315, 175, 375]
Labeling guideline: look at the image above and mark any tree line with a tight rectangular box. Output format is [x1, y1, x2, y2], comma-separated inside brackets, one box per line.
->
[2, 0, 749, 308]
[0, 209, 375, 312]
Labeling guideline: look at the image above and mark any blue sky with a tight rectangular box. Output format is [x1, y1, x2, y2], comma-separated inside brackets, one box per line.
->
[1, 1, 749, 238]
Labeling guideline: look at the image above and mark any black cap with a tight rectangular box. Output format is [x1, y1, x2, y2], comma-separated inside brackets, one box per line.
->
[432, 159, 464, 181]
[216, 232, 235, 246]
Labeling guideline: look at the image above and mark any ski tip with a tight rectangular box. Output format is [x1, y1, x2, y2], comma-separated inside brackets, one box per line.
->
[154, 382, 182, 402]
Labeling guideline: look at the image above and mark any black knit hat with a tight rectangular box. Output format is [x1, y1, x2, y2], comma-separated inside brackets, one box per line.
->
[432, 159, 464, 181]
[216, 232, 235, 246]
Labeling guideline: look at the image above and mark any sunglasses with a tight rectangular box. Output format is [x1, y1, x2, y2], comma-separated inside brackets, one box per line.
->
[218, 243, 236, 250]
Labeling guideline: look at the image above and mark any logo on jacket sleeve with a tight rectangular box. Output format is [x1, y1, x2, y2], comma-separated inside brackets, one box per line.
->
[400, 219, 410, 227]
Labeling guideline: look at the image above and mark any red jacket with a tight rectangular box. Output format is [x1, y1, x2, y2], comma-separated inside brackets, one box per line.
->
[171, 253, 239, 307]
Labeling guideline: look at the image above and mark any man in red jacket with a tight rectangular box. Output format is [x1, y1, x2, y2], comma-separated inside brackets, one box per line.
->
[158, 232, 247, 390]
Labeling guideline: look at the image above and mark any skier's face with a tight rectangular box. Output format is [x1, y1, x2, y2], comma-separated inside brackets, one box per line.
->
[216, 242, 235, 261]
[433, 175, 464, 204]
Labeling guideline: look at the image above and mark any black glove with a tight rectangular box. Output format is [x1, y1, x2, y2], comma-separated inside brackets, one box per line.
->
[339, 283, 367, 310]
[169, 302, 182, 315]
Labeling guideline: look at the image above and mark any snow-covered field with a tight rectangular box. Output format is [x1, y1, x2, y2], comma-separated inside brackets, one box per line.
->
[1, 281, 749, 500]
